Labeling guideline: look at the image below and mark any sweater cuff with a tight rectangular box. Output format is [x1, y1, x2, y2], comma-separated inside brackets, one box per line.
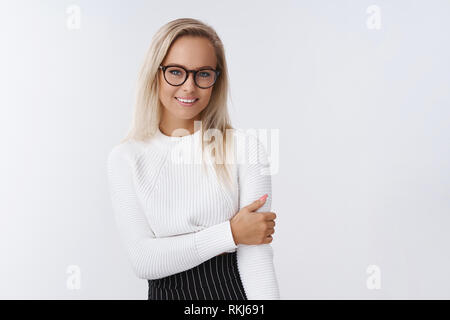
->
[194, 220, 238, 261]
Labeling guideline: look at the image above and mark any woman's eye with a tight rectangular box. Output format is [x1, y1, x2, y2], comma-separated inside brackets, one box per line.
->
[169, 70, 181, 76]
[199, 71, 211, 78]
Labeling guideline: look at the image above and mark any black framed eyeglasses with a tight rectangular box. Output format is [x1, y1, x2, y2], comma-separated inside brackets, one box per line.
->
[159, 64, 220, 89]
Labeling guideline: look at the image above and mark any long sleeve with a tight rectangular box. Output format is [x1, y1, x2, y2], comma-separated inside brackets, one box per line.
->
[235, 133, 281, 300]
[106, 144, 238, 280]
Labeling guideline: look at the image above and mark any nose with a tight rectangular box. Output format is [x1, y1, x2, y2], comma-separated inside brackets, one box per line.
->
[182, 71, 196, 91]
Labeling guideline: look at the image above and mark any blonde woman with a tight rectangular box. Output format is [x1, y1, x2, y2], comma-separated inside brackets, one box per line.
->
[106, 18, 279, 300]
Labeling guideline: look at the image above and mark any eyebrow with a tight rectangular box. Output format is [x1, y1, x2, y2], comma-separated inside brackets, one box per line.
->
[165, 63, 216, 70]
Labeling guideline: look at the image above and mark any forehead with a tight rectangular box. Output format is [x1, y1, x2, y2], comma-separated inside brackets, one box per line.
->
[163, 36, 217, 69]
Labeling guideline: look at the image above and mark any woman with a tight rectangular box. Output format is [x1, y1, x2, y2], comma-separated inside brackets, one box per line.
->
[106, 18, 279, 300]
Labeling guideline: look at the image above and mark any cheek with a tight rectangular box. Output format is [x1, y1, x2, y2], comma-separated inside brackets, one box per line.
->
[159, 81, 175, 102]
[200, 89, 213, 102]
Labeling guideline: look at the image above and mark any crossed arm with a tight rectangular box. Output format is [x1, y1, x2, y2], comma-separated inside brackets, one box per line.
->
[234, 132, 280, 300]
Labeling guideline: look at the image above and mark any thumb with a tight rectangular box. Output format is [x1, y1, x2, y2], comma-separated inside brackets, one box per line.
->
[245, 194, 268, 212]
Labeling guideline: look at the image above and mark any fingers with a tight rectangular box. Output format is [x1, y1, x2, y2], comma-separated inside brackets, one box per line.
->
[245, 200, 262, 212]
[245, 194, 269, 212]
[264, 235, 273, 244]
[263, 211, 277, 221]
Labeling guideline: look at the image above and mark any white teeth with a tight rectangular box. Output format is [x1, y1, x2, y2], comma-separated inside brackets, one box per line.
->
[177, 97, 197, 103]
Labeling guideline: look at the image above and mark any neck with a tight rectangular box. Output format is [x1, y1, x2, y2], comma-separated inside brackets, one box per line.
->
[159, 114, 202, 137]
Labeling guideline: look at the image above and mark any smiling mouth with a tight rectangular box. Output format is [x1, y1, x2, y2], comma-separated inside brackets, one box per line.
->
[175, 97, 199, 106]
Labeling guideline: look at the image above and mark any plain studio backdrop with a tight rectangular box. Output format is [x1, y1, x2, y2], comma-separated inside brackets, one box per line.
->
[0, 0, 449, 299]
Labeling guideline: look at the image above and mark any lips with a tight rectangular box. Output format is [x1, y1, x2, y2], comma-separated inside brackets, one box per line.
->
[175, 97, 199, 106]
[176, 97, 198, 100]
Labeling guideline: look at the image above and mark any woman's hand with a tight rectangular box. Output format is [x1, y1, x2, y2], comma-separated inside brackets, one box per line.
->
[230, 194, 276, 245]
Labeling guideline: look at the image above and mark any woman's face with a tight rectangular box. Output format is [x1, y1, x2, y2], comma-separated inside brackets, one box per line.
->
[158, 36, 217, 126]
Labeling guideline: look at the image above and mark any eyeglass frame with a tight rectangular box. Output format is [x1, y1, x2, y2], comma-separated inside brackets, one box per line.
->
[159, 64, 221, 89]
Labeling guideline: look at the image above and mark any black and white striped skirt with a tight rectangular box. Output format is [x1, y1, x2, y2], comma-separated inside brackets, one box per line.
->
[147, 251, 248, 300]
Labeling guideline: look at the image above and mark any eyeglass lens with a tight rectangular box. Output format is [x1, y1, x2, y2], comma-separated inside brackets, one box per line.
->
[164, 66, 216, 88]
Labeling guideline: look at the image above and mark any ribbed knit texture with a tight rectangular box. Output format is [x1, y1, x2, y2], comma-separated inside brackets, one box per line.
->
[106, 126, 280, 299]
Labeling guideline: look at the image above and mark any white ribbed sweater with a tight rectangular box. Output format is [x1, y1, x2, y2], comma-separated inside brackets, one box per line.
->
[106, 126, 280, 300]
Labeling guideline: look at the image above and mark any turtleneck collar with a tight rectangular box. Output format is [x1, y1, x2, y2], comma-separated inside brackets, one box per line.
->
[151, 125, 202, 151]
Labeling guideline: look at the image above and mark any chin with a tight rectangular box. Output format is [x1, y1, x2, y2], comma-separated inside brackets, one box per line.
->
[178, 111, 201, 120]
[169, 107, 199, 119]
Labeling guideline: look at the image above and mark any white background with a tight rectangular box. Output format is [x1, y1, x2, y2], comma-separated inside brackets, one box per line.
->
[0, 0, 449, 299]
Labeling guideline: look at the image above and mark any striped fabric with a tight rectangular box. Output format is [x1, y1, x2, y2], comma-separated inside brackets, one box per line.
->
[148, 251, 247, 300]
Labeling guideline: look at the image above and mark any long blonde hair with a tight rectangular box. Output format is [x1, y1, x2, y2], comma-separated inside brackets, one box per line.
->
[120, 18, 236, 192]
